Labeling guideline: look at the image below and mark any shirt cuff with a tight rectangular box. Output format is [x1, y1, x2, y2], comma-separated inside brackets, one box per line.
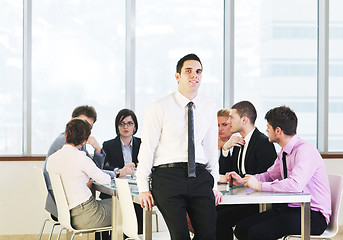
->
[94, 149, 105, 157]
[222, 148, 229, 157]
[103, 170, 116, 179]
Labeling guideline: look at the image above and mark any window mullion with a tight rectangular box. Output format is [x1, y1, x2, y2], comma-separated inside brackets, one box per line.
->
[224, 0, 234, 108]
[317, 0, 329, 153]
[23, 0, 32, 155]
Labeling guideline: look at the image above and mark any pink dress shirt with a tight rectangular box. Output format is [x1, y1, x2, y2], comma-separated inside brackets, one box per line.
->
[254, 135, 331, 224]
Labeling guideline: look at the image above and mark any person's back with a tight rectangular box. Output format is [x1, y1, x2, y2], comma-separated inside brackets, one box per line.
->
[43, 105, 105, 218]
[47, 119, 112, 230]
[43, 133, 66, 218]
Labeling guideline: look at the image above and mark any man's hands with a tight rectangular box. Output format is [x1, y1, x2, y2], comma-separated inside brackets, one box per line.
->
[87, 136, 102, 153]
[139, 191, 155, 211]
[119, 163, 135, 177]
[218, 174, 228, 183]
[225, 171, 245, 186]
[243, 174, 262, 191]
[222, 136, 245, 151]
[224, 172, 262, 191]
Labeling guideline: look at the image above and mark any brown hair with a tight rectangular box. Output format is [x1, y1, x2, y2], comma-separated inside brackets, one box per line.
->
[265, 106, 297, 136]
[65, 119, 91, 146]
[72, 105, 97, 123]
[231, 101, 257, 124]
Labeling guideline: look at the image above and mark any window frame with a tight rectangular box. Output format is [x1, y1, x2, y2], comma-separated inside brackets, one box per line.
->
[1, 0, 342, 158]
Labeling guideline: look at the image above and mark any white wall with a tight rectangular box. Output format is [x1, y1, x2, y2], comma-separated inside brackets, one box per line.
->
[0, 159, 342, 235]
[0, 161, 46, 235]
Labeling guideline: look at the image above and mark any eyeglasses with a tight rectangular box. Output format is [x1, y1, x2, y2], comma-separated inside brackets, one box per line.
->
[119, 121, 134, 127]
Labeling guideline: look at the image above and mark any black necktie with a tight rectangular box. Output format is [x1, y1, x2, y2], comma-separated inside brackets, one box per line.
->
[282, 151, 287, 179]
[187, 102, 196, 177]
[238, 145, 244, 176]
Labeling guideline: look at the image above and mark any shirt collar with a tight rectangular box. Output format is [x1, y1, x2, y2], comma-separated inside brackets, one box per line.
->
[120, 137, 133, 148]
[244, 127, 255, 142]
[282, 135, 299, 155]
[175, 90, 199, 108]
[64, 144, 80, 151]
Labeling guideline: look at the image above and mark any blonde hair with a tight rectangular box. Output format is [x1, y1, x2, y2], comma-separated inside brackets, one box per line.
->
[217, 109, 230, 118]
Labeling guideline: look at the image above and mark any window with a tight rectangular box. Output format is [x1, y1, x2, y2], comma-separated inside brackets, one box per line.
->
[135, 0, 224, 125]
[31, 0, 126, 153]
[234, 0, 317, 145]
[1, 1, 342, 155]
[329, 0, 343, 151]
[0, 0, 23, 154]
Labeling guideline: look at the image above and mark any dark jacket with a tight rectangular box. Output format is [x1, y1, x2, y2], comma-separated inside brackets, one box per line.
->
[219, 128, 276, 176]
[102, 135, 141, 170]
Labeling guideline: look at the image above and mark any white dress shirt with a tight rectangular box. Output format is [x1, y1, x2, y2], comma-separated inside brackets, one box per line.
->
[136, 91, 219, 192]
[237, 127, 255, 175]
[47, 144, 111, 209]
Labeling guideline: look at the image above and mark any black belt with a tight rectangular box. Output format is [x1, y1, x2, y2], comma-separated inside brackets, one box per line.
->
[154, 162, 206, 169]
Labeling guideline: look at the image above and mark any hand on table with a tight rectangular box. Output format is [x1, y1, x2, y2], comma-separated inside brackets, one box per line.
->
[119, 163, 135, 177]
[243, 174, 262, 191]
[226, 171, 245, 186]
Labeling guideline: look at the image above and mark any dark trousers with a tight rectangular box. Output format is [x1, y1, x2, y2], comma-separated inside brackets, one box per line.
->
[216, 204, 259, 240]
[151, 166, 216, 240]
[234, 204, 327, 240]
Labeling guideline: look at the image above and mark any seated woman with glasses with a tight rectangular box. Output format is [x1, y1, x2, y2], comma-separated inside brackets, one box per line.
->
[102, 108, 140, 178]
[101, 108, 143, 234]
[47, 118, 112, 229]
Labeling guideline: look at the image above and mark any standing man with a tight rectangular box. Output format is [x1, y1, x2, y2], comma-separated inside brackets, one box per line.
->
[136, 53, 222, 240]
[43, 105, 106, 219]
[230, 106, 331, 240]
[216, 101, 276, 240]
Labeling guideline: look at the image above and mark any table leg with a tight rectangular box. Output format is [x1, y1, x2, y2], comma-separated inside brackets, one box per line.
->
[259, 203, 272, 212]
[301, 202, 310, 240]
[143, 209, 152, 240]
[112, 194, 123, 240]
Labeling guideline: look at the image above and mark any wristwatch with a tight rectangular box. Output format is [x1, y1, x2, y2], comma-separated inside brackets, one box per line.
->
[114, 168, 120, 178]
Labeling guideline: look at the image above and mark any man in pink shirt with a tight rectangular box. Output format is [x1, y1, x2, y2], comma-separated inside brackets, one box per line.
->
[228, 106, 331, 240]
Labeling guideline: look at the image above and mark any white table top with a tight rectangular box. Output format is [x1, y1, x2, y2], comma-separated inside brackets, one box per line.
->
[218, 184, 311, 205]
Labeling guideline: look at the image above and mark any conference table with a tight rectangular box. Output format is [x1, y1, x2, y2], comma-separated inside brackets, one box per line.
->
[93, 180, 311, 240]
